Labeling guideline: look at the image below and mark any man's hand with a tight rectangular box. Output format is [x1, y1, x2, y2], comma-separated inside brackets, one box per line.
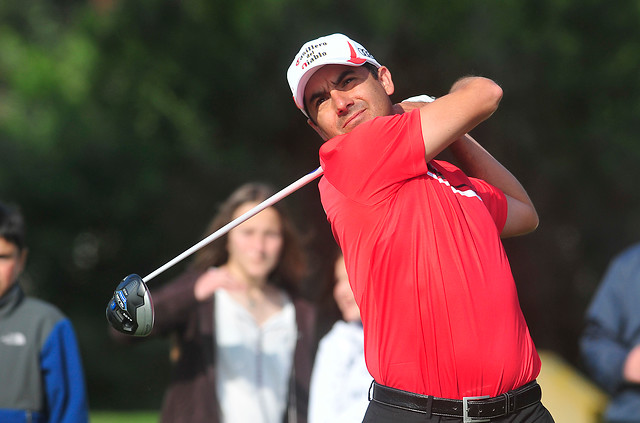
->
[393, 95, 436, 114]
[624, 344, 640, 383]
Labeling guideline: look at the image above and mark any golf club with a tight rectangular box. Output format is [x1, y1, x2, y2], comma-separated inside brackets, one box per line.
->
[106, 166, 324, 336]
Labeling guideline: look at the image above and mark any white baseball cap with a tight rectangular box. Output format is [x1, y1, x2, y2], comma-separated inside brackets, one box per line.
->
[287, 33, 381, 117]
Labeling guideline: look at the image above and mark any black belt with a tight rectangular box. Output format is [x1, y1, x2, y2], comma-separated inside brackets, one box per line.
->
[370, 380, 542, 422]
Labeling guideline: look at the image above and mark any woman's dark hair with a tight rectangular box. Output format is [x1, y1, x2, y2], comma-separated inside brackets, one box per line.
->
[0, 202, 26, 252]
[190, 182, 307, 297]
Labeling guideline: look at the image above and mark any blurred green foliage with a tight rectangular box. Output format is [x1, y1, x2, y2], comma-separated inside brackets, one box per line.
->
[1, 0, 639, 410]
[91, 410, 158, 423]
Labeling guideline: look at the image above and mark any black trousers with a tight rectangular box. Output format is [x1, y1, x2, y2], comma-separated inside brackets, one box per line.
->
[362, 400, 555, 423]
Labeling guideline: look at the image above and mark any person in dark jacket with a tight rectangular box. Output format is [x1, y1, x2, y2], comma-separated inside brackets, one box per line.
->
[581, 242, 640, 423]
[125, 182, 316, 423]
[0, 201, 89, 423]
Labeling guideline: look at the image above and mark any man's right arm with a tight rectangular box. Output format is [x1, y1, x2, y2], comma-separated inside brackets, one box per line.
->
[448, 134, 539, 237]
[416, 76, 503, 162]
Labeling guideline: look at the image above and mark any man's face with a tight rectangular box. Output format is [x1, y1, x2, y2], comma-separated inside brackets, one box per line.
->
[304, 64, 395, 140]
[0, 237, 26, 298]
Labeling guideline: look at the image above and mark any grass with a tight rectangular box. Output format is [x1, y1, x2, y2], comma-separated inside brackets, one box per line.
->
[90, 411, 159, 423]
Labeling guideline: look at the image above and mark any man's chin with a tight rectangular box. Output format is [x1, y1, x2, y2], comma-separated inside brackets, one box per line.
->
[342, 111, 370, 134]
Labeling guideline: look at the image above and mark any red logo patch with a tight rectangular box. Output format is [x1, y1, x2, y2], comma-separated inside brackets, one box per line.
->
[347, 42, 366, 65]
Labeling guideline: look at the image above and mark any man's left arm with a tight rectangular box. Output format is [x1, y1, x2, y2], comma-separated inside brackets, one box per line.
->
[448, 134, 538, 237]
[396, 94, 538, 237]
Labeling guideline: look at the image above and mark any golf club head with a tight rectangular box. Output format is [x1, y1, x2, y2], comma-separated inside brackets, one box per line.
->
[106, 274, 154, 337]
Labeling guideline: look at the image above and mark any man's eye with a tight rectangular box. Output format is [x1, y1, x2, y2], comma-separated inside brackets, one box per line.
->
[342, 78, 354, 87]
[315, 97, 327, 108]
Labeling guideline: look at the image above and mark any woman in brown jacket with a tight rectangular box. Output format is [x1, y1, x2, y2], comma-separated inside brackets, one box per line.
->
[150, 182, 316, 423]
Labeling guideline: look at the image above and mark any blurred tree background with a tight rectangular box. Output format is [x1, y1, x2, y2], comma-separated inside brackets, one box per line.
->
[1, 0, 639, 412]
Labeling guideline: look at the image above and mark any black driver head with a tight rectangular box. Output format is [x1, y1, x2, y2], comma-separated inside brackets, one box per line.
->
[106, 274, 154, 337]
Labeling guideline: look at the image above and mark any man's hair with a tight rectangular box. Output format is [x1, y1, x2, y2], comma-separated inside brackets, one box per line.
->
[0, 202, 26, 252]
[305, 62, 380, 124]
[362, 62, 380, 79]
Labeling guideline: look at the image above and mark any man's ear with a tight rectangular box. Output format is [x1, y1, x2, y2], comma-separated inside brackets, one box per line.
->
[308, 118, 329, 141]
[378, 66, 395, 96]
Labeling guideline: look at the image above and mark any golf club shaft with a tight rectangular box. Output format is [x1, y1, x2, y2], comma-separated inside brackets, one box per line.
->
[143, 166, 324, 283]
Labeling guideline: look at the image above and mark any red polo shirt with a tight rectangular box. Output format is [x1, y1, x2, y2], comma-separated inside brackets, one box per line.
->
[318, 109, 540, 399]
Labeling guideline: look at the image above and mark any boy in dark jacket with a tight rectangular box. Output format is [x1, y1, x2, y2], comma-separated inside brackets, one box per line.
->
[0, 201, 89, 423]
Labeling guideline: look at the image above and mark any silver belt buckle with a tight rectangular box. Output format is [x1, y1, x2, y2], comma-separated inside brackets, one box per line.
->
[463, 395, 490, 423]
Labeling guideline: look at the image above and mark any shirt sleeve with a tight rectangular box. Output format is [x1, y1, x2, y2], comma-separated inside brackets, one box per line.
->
[150, 270, 202, 335]
[429, 160, 508, 233]
[319, 110, 428, 205]
[468, 177, 508, 233]
[41, 318, 89, 423]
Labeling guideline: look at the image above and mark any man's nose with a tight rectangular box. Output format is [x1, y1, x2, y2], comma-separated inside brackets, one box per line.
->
[331, 90, 353, 115]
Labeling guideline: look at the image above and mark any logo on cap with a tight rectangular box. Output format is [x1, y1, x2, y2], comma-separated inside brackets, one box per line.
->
[347, 42, 366, 65]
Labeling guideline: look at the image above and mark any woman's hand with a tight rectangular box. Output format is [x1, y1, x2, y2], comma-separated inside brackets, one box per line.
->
[193, 267, 245, 301]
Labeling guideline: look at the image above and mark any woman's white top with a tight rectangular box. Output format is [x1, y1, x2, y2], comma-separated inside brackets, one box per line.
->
[308, 320, 372, 423]
[215, 289, 297, 423]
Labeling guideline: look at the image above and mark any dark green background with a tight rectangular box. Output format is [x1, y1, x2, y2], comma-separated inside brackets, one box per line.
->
[1, 0, 639, 411]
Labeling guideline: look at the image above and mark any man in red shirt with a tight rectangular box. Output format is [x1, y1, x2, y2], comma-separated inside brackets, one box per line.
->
[287, 34, 554, 422]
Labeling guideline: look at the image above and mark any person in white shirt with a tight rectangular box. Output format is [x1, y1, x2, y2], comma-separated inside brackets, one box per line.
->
[122, 182, 316, 423]
[308, 251, 371, 423]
